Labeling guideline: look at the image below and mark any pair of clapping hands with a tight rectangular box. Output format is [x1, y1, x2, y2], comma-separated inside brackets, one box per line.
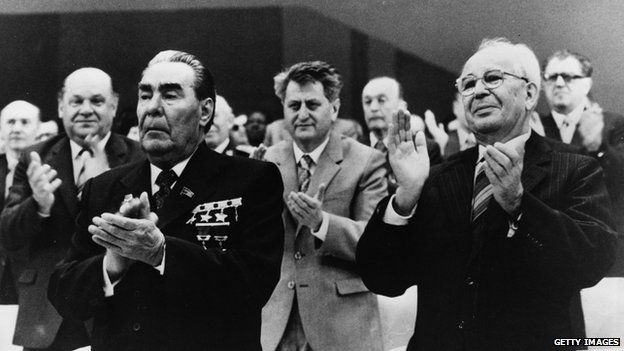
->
[90, 192, 165, 279]
[389, 110, 525, 217]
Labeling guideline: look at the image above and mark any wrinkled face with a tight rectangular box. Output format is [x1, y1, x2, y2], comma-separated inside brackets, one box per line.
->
[137, 62, 212, 166]
[283, 80, 338, 149]
[205, 104, 233, 148]
[460, 47, 531, 142]
[59, 69, 117, 143]
[362, 78, 403, 133]
[0, 108, 39, 152]
[543, 57, 591, 114]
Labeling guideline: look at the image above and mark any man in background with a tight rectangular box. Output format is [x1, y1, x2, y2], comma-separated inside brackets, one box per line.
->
[0, 68, 143, 351]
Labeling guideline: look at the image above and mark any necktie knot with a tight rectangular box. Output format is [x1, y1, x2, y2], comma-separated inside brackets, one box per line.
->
[156, 169, 178, 190]
[79, 147, 93, 158]
[374, 140, 387, 153]
[299, 154, 313, 171]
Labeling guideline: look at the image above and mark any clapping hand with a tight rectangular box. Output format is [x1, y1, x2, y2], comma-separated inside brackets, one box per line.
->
[27, 151, 62, 215]
[91, 192, 165, 276]
[287, 183, 326, 231]
[424, 109, 449, 154]
[578, 102, 604, 152]
[388, 109, 429, 215]
[482, 143, 525, 216]
[82, 133, 110, 179]
[250, 143, 267, 161]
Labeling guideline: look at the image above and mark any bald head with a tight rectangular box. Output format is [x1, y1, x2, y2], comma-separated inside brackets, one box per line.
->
[361, 76, 406, 137]
[58, 67, 118, 144]
[0, 100, 41, 155]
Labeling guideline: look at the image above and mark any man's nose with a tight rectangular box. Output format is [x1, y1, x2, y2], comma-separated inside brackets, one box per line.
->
[473, 78, 490, 98]
[146, 96, 164, 116]
[369, 99, 380, 111]
[79, 100, 94, 114]
[555, 75, 566, 86]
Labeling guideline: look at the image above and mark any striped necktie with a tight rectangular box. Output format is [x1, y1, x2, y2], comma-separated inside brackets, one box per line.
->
[297, 154, 313, 192]
[471, 159, 492, 222]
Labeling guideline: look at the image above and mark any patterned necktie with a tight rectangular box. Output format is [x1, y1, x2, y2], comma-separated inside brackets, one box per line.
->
[297, 155, 313, 192]
[153, 169, 178, 210]
[374, 140, 387, 154]
[76, 147, 93, 192]
[471, 159, 492, 222]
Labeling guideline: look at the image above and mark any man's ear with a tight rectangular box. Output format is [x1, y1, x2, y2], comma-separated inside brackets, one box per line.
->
[110, 93, 119, 119]
[57, 99, 63, 119]
[331, 98, 341, 122]
[525, 82, 539, 111]
[199, 97, 215, 128]
[581, 78, 593, 97]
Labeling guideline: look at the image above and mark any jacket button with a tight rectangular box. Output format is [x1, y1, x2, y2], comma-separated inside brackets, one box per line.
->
[287, 281, 295, 289]
[465, 277, 474, 286]
[132, 322, 141, 331]
[458, 321, 465, 329]
[294, 251, 302, 260]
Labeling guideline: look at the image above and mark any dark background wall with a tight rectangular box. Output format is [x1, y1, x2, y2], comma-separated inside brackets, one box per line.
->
[0, 6, 456, 135]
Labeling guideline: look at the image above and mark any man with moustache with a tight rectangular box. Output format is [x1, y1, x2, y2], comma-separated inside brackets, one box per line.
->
[48, 50, 284, 351]
[0, 68, 143, 351]
[0, 101, 41, 306]
[261, 61, 387, 351]
[357, 38, 616, 350]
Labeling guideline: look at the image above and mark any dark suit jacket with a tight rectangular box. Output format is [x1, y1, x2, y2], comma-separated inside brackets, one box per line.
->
[262, 133, 387, 351]
[0, 134, 144, 349]
[541, 112, 624, 275]
[48, 142, 285, 351]
[0, 155, 18, 304]
[357, 134, 617, 351]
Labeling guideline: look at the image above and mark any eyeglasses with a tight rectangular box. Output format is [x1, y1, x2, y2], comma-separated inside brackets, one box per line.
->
[543, 72, 587, 84]
[456, 69, 528, 96]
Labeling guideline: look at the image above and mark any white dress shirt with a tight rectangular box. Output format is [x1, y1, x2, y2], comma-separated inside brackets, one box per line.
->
[551, 100, 587, 144]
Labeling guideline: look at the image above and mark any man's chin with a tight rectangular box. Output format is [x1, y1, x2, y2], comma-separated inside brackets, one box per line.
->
[141, 139, 173, 154]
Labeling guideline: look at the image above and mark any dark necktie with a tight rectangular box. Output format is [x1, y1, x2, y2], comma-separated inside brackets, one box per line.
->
[471, 159, 492, 222]
[373, 140, 387, 154]
[297, 155, 313, 192]
[153, 169, 178, 210]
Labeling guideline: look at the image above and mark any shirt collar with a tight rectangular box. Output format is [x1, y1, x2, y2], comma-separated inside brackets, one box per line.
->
[70, 132, 112, 160]
[150, 147, 197, 188]
[551, 98, 588, 129]
[5, 153, 18, 171]
[477, 130, 531, 164]
[292, 136, 330, 165]
[213, 138, 231, 154]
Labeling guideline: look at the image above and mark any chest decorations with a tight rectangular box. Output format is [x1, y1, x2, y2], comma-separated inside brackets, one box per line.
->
[186, 197, 242, 250]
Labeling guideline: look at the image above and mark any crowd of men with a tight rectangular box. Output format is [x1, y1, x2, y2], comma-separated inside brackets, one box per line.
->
[0, 37, 620, 351]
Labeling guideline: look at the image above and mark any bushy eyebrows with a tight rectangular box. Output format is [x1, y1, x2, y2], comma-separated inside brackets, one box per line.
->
[138, 82, 183, 92]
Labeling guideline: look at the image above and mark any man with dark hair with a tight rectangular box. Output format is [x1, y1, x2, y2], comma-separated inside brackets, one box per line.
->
[246, 110, 268, 146]
[48, 50, 284, 351]
[261, 61, 387, 351]
[357, 38, 616, 350]
[0, 68, 144, 351]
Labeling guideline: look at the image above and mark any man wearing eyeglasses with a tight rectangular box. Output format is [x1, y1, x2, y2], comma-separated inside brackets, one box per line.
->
[357, 38, 616, 351]
[541, 51, 624, 239]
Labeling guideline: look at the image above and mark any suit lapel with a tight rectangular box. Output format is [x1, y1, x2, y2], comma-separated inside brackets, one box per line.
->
[436, 147, 477, 227]
[105, 133, 130, 168]
[156, 143, 220, 229]
[306, 133, 343, 198]
[47, 137, 79, 215]
[541, 113, 561, 141]
[0, 156, 7, 209]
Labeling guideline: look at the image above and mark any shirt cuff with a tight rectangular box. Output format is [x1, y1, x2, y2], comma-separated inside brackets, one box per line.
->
[37, 211, 51, 218]
[383, 194, 416, 225]
[153, 243, 166, 276]
[102, 255, 121, 297]
[310, 211, 329, 241]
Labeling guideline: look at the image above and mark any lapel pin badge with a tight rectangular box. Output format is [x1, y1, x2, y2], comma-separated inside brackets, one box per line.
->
[180, 187, 194, 198]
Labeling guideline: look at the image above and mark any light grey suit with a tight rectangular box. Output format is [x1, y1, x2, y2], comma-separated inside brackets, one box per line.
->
[261, 132, 387, 351]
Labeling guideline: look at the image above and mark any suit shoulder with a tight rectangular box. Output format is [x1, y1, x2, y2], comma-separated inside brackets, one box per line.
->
[215, 151, 280, 178]
[341, 134, 378, 157]
[24, 134, 66, 156]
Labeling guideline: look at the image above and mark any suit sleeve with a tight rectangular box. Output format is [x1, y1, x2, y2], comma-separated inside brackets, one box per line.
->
[0, 152, 47, 251]
[320, 150, 388, 262]
[517, 155, 617, 289]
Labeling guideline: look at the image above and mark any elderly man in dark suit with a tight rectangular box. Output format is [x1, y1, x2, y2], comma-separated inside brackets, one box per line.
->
[0, 101, 41, 306]
[48, 50, 284, 351]
[261, 61, 387, 351]
[0, 68, 144, 351]
[357, 38, 616, 351]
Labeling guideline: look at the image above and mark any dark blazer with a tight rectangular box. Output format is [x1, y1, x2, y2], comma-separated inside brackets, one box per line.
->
[0, 155, 18, 304]
[0, 134, 144, 349]
[261, 133, 387, 351]
[541, 112, 624, 276]
[357, 134, 617, 351]
[48, 142, 284, 351]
